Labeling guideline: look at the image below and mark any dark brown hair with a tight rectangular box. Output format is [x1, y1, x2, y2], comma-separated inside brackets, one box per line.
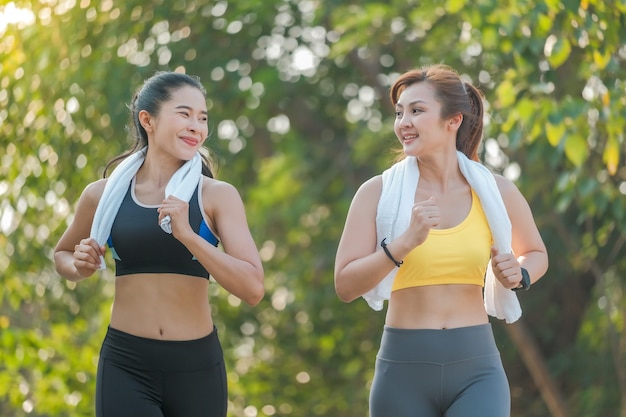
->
[104, 71, 215, 177]
[389, 64, 484, 161]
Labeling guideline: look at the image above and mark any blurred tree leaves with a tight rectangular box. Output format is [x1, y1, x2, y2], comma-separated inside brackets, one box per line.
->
[1, 0, 625, 416]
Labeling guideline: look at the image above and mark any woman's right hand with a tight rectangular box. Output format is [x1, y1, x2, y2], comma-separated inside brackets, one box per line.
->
[73, 237, 105, 277]
[403, 196, 440, 248]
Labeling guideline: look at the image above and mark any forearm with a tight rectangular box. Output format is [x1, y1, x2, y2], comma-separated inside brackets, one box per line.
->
[183, 234, 264, 305]
[518, 249, 549, 285]
[54, 251, 90, 282]
[335, 233, 417, 302]
[335, 249, 400, 303]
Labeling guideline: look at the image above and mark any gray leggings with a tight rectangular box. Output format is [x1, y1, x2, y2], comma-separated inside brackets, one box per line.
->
[370, 324, 510, 417]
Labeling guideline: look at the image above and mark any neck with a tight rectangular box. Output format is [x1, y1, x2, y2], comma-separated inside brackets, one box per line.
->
[415, 152, 465, 194]
[136, 151, 185, 188]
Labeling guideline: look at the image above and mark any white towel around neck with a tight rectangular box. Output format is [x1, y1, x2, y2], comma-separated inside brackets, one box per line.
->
[364, 151, 522, 324]
[89, 147, 203, 269]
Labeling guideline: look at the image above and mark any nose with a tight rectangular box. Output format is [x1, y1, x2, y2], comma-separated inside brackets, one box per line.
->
[398, 112, 412, 127]
[188, 117, 201, 133]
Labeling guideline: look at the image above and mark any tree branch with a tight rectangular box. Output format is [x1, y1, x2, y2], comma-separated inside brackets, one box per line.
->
[503, 320, 571, 417]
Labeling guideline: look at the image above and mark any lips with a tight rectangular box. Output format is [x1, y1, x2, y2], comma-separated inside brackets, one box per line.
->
[402, 134, 418, 143]
[180, 136, 200, 147]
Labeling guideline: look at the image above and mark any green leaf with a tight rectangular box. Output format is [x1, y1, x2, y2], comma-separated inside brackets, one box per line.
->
[603, 134, 621, 175]
[564, 133, 588, 167]
[536, 13, 554, 33]
[495, 79, 517, 107]
[545, 122, 566, 146]
[446, 0, 466, 13]
[592, 49, 612, 70]
[547, 36, 572, 68]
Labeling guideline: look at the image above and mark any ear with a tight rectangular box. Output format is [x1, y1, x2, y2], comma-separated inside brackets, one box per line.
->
[448, 113, 463, 131]
[138, 110, 154, 132]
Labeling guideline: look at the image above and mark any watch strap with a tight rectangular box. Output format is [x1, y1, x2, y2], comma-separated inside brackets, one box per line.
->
[512, 267, 531, 291]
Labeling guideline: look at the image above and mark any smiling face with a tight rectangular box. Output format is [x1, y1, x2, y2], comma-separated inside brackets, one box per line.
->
[393, 82, 459, 158]
[140, 85, 209, 161]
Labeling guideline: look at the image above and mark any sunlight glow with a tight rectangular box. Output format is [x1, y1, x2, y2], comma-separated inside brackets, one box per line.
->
[0, 2, 35, 34]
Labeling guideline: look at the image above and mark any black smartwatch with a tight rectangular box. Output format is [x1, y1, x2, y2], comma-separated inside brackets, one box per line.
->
[512, 267, 531, 291]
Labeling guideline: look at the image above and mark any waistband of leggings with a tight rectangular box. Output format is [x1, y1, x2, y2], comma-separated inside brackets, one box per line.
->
[100, 325, 223, 371]
[378, 323, 499, 364]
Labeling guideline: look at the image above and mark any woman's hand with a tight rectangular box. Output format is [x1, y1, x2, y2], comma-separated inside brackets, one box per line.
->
[490, 246, 523, 290]
[73, 237, 106, 277]
[403, 196, 440, 248]
[158, 196, 193, 240]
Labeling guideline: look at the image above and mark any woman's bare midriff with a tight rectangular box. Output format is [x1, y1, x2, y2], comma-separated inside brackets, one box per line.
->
[386, 284, 489, 329]
[110, 273, 214, 340]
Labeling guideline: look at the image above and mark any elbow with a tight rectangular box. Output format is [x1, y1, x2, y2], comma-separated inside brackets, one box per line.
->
[244, 278, 265, 306]
[334, 280, 358, 304]
[337, 292, 356, 304]
[246, 290, 264, 307]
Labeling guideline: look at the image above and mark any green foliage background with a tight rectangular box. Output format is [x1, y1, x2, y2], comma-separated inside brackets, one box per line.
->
[1, 0, 625, 416]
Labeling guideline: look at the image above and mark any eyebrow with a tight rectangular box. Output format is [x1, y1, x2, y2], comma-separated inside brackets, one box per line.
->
[175, 105, 208, 115]
[396, 99, 427, 108]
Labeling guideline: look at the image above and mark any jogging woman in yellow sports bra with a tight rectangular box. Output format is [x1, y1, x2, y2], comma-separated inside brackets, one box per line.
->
[334, 64, 548, 417]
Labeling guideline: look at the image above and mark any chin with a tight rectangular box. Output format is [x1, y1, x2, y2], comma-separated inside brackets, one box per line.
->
[402, 147, 421, 158]
[177, 148, 198, 161]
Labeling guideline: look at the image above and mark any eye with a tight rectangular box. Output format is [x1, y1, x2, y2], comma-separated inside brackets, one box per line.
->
[179, 111, 190, 117]
[394, 111, 402, 118]
[412, 108, 423, 114]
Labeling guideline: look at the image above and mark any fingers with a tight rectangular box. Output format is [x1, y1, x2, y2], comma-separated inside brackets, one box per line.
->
[403, 197, 440, 248]
[412, 197, 440, 227]
[74, 238, 104, 261]
[73, 238, 104, 276]
[157, 197, 188, 224]
[491, 250, 522, 289]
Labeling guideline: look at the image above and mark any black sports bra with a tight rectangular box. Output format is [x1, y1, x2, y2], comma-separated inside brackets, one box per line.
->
[107, 181, 218, 278]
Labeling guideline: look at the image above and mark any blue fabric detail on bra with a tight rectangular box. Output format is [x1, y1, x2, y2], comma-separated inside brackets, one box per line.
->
[107, 236, 122, 261]
[192, 219, 219, 260]
[199, 219, 219, 245]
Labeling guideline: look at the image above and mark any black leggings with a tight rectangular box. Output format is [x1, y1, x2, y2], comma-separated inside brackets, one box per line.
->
[370, 324, 510, 417]
[96, 326, 227, 417]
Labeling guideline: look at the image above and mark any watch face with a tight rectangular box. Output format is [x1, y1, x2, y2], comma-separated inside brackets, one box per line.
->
[521, 268, 530, 289]
[513, 268, 531, 291]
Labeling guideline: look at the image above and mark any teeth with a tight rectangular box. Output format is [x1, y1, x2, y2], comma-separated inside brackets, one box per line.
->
[404, 135, 417, 140]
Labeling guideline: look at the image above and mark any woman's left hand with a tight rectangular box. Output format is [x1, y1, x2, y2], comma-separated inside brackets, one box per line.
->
[157, 196, 192, 239]
[490, 246, 523, 290]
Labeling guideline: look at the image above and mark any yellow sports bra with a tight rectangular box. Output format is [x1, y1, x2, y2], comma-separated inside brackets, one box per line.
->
[392, 189, 493, 291]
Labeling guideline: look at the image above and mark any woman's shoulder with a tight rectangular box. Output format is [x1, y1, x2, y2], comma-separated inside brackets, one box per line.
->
[352, 175, 383, 204]
[68, 178, 108, 217]
[200, 176, 238, 194]
[81, 178, 108, 202]
[492, 174, 526, 205]
[493, 174, 518, 193]
[200, 177, 242, 208]
[360, 175, 382, 191]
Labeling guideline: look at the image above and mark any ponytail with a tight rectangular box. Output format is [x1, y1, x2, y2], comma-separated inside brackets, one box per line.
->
[458, 82, 484, 162]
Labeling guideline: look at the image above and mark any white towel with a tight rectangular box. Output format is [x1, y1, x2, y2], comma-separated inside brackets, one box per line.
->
[90, 148, 203, 269]
[364, 151, 522, 324]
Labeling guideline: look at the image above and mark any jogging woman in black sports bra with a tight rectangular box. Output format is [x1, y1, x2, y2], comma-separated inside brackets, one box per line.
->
[54, 71, 264, 417]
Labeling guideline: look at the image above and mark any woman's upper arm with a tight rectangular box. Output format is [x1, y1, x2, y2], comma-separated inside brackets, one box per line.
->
[202, 179, 262, 268]
[495, 175, 547, 258]
[54, 179, 106, 253]
[334, 176, 382, 275]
